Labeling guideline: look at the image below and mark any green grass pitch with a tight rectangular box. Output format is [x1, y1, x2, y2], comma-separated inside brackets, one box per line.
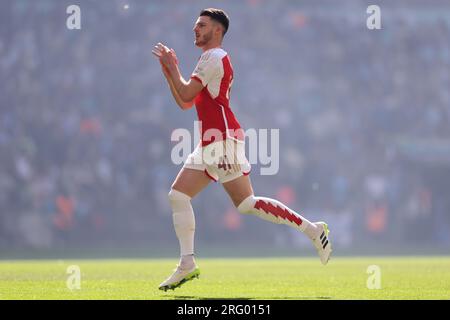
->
[0, 257, 449, 299]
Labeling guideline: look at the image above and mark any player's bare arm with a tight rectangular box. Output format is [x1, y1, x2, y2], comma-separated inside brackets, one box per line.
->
[160, 61, 194, 110]
[153, 42, 203, 104]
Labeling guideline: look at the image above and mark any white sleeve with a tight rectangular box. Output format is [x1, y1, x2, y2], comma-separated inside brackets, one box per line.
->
[191, 52, 220, 87]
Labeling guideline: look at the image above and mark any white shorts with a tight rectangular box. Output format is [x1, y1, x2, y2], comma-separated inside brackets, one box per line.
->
[184, 139, 251, 184]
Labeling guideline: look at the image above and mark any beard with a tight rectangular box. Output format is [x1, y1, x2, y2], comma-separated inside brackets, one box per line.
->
[195, 30, 213, 47]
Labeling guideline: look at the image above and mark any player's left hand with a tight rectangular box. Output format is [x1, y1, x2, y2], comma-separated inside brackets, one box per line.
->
[152, 42, 169, 58]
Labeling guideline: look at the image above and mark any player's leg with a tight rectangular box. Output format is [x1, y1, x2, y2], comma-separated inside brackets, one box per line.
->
[172, 167, 212, 198]
[159, 167, 211, 291]
[170, 167, 211, 264]
[222, 175, 332, 264]
[222, 175, 318, 235]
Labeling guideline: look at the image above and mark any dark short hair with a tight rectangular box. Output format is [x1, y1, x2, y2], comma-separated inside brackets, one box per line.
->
[200, 8, 230, 36]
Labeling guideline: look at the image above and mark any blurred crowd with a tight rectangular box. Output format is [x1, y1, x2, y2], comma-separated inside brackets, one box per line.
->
[1, 0, 449, 253]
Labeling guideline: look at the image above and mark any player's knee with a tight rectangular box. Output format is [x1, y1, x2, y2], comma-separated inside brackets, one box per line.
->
[168, 189, 192, 211]
[168, 189, 191, 202]
[237, 195, 256, 214]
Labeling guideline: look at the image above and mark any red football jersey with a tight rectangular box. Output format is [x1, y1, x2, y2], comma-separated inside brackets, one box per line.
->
[191, 48, 244, 146]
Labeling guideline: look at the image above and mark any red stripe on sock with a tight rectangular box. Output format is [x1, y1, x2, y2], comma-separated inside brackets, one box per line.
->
[254, 200, 303, 226]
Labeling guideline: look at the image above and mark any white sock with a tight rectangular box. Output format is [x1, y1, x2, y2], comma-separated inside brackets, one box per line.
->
[179, 254, 196, 269]
[168, 189, 195, 257]
[237, 195, 319, 239]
